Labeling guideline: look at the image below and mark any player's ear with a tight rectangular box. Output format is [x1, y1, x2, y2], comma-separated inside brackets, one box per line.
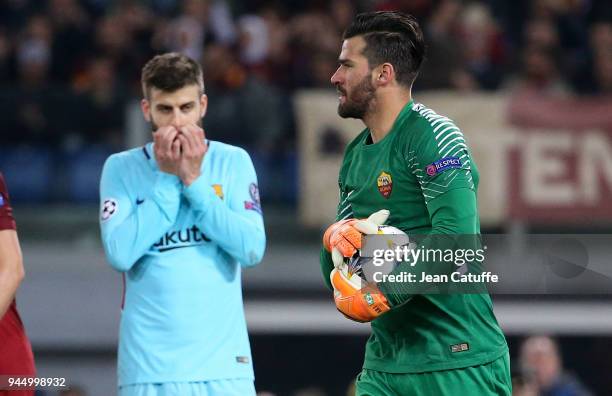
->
[200, 94, 208, 118]
[375, 63, 394, 86]
[141, 99, 151, 122]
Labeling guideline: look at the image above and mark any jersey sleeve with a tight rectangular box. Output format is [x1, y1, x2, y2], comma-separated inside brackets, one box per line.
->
[99, 154, 182, 272]
[379, 188, 479, 307]
[408, 119, 475, 205]
[379, 121, 480, 307]
[0, 173, 16, 231]
[410, 119, 480, 233]
[182, 148, 266, 267]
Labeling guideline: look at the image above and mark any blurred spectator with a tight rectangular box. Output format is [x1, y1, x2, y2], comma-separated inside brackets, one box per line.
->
[208, 0, 238, 45]
[92, 13, 149, 91]
[519, 336, 592, 396]
[0, 28, 14, 84]
[575, 21, 612, 95]
[115, 1, 156, 66]
[309, 51, 338, 88]
[375, 0, 433, 19]
[512, 373, 538, 396]
[331, 0, 355, 31]
[47, 0, 91, 83]
[166, 0, 209, 60]
[509, 44, 570, 96]
[17, 14, 53, 88]
[460, 2, 506, 90]
[73, 57, 126, 148]
[590, 21, 612, 52]
[0, 0, 43, 33]
[288, 1, 346, 87]
[524, 18, 560, 49]
[202, 43, 287, 153]
[3, 15, 54, 146]
[591, 46, 612, 95]
[158, 0, 236, 62]
[257, 5, 291, 85]
[238, 14, 269, 68]
[416, 0, 471, 91]
[345, 379, 356, 396]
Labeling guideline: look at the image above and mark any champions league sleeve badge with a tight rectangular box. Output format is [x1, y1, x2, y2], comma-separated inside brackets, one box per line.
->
[101, 198, 118, 222]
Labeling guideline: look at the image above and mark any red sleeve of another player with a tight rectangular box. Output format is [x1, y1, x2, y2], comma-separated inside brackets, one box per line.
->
[0, 173, 17, 230]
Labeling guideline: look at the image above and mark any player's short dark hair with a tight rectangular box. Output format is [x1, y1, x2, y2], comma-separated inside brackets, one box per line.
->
[344, 11, 425, 87]
[141, 52, 204, 99]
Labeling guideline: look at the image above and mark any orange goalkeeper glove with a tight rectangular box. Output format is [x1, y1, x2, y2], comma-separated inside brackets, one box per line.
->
[323, 209, 390, 269]
[330, 259, 391, 323]
[323, 209, 392, 322]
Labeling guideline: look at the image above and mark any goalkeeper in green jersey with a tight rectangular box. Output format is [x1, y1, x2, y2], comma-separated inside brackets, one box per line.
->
[320, 11, 511, 395]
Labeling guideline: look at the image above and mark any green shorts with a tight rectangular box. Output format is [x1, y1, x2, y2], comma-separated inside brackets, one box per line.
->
[355, 352, 511, 396]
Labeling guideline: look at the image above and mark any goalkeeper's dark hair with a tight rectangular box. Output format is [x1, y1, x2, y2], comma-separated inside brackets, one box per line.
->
[141, 52, 204, 99]
[344, 11, 425, 88]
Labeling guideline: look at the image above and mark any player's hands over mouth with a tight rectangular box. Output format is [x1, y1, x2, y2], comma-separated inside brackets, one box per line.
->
[177, 124, 207, 186]
[153, 126, 181, 175]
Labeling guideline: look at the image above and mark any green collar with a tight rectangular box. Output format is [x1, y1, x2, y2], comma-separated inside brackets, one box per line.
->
[363, 99, 415, 146]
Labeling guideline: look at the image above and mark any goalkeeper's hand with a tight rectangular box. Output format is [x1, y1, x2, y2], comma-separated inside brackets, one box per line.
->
[322, 209, 390, 268]
[330, 265, 390, 322]
[323, 209, 391, 322]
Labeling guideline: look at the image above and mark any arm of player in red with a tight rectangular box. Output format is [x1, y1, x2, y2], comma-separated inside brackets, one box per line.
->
[0, 174, 24, 318]
[322, 209, 392, 323]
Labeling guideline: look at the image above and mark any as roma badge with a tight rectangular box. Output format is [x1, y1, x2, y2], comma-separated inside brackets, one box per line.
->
[377, 171, 393, 199]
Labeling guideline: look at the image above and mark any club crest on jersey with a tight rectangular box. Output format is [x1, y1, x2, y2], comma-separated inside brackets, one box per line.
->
[377, 171, 393, 199]
[212, 184, 224, 200]
[101, 198, 118, 222]
[426, 157, 462, 176]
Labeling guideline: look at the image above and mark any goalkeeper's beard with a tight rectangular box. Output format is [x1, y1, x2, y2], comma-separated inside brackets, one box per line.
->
[337, 75, 376, 120]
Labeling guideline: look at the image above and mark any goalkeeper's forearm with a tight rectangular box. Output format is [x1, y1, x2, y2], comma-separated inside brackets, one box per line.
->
[379, 188, 479, 307]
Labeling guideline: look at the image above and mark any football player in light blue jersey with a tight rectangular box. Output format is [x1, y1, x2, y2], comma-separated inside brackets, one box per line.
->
[99, 53, 266, 396]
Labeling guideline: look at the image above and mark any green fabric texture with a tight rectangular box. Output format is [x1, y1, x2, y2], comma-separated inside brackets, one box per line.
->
[355, 352, 511, 396]
[320, 101, 509, 374]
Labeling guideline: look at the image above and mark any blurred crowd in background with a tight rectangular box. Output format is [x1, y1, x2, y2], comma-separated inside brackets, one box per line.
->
[0, 0, 610, 152]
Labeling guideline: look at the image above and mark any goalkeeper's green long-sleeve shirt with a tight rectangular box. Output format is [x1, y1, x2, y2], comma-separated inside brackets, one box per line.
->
[320, 100, 508, 373]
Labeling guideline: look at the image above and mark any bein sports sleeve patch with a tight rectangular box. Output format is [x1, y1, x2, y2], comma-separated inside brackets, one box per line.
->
[101, 198, 118, 222]
[425, 157, 462, 177]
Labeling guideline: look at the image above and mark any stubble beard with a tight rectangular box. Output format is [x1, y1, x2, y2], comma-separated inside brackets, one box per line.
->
[337, 75, 376, 120]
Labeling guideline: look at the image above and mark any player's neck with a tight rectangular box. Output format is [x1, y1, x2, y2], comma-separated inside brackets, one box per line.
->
[364, 91, 412, 143]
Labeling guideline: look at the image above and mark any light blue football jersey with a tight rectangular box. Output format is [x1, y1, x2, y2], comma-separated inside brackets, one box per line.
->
[99, 140, 266, 386]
